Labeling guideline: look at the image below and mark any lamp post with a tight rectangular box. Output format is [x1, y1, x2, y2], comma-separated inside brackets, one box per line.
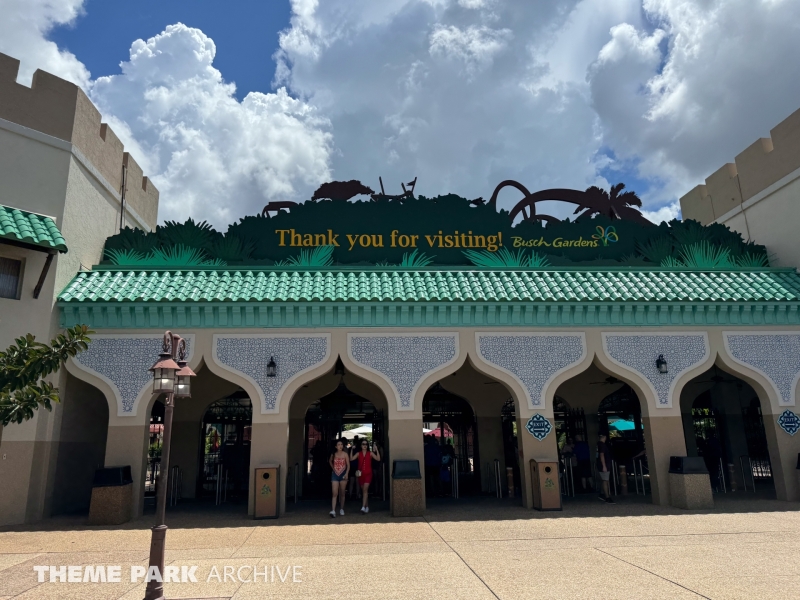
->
[144, 332, 195, 600]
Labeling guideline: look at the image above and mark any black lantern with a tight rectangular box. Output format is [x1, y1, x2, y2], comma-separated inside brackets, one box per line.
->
[149, 351, 180, 393]
[266, 356, 277, 378]
[174, 360, 196, 398]
[656, 354, 668, 374]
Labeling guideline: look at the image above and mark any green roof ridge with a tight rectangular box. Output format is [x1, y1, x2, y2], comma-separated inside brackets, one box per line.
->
[0, 204, 67, 252]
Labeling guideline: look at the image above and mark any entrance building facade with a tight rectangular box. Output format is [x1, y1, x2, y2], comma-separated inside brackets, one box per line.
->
[58, 269, 800, 517]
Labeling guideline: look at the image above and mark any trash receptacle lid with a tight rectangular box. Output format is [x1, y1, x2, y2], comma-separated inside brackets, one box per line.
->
[93, 466, 133, 487]
[669, 456, 708, 474]
[392, 460, 421, 479]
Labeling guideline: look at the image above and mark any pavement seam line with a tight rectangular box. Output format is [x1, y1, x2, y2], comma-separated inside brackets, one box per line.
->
[423, 517, 501, 600]
[594, 548, 711, 599]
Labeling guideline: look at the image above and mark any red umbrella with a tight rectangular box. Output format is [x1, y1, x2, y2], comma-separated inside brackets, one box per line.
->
[425, 425, 453, 438]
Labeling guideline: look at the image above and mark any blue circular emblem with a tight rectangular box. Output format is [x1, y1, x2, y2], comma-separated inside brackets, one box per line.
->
[525, 413, 552, 441]
[777, 410, 800, 436]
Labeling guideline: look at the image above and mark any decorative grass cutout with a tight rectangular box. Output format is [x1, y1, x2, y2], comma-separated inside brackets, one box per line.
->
[735, 252, 769, 267]
[281, 245, 335, 267]
[399, 249, 434, 267]
[463, 248, 550, 268]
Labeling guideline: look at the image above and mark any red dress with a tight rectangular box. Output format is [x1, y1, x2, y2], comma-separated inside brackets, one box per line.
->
[357, 450, 373, 485]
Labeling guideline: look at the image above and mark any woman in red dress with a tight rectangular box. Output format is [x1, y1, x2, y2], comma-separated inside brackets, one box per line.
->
[351, 440, 381, 513]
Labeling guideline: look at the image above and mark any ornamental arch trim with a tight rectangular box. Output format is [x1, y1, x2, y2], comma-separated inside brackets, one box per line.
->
[600, 332, 709, 410]
[723, 332, 800, 408]
[347, 333, 459, 412]
[474, 332, 587, 410]
[68, 334, 196, 417]
[211, 333, 331, 415]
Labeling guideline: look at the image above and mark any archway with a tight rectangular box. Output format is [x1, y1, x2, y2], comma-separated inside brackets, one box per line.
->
[680, 364, 774, 495]
[423, 359, 517, 501]
[200, 393, 253, 503]
[553, 362, 649, 500]
[51, 372, 109, 515]
[422, 383, 478, 497]
[143, 361, 250, 510]
[287, 356, 390, 511]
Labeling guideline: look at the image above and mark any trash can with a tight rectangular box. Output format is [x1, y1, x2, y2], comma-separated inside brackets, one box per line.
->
[392, 460, 424, 517]
[88, 466, 133, 525]
[668, 456, 713, 509]
[529, 459, 561, 511]
[254, 464, 280, 519]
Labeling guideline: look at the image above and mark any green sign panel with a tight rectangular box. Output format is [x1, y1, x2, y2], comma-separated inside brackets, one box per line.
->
[103, 194, 768, 268]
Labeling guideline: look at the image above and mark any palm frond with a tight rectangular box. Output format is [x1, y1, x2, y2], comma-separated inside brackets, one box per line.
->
[463, 248, 550, 268]
[678, 241, 733, 268]
[660, 256, 683, 268]
[735, 252, 769, 268]
[670, 219, 712, 246]
[284, 245, 335, 267]
[636, 236, 674, 264]
[527, 251, 551, 268]
[105, 248, 147, 265]
[147, 244, 227, 267]
[399, 249, 434, 267]
[209, 235, 254, 261]
[159, 218, 217, 249]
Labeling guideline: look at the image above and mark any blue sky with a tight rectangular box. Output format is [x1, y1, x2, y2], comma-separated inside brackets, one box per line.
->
[50, 0, 291, 100]
[4, 0, 800, 226]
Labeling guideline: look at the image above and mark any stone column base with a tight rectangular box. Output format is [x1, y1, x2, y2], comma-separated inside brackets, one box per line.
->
[87, 484, 132, 525]
[669, 473, 713, 510]
[392, 479, 424, 517]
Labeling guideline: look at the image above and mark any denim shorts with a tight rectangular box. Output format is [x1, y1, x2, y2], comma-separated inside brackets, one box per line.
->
[331, 471, 347, 482]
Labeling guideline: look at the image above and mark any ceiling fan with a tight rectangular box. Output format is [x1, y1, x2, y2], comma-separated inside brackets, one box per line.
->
[589, 376, 623, 386]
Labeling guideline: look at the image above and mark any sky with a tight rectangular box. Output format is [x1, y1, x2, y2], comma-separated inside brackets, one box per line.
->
[2, 0, 800, 228]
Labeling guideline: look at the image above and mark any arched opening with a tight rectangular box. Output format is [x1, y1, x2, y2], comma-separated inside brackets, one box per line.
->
[304, 379, 385, 500]
[52, 372, 109, 515]
[680, 364, 774, 495]
[200, 393, 253, 503]
[422, 383, 478, 497]
[553, 362, 649, 501]
[144, 362, 250, 511]
[288, 356, 390, 513]
[425, 359, 517, 501]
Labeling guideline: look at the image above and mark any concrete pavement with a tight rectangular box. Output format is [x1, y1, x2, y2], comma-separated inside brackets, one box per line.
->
[0, 493, 798, 599]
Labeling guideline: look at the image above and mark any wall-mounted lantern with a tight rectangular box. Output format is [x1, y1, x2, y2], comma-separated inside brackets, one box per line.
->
[266, 356, 277, 378]
[656, 354, 668, 374]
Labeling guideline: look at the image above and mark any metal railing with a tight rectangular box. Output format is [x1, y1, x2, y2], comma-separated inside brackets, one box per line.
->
[215, 464, 228, 506]
[494, 459, 503, 498]
[382, 463, 387, 502]
[293, 462, 299, 504]
[561, 458, 575, 497]
[740, 455, 755, 492]
[633, 459, 649, 495]
[169, 465, 182, 507]
[451, 458, 460, 499]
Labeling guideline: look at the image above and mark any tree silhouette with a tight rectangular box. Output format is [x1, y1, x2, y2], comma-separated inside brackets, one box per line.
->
[575, 183, 645, 223]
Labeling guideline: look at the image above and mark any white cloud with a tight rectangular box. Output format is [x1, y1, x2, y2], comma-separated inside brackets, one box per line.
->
[0, 0, 90, 88]
[4, 0, 800, 229]
[88, 24, 333, 226]
[589, 0, 800, 204]
[642, 201, 680, 224]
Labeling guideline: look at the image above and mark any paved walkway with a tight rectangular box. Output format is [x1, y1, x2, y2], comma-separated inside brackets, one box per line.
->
[1, 493, 798, 599]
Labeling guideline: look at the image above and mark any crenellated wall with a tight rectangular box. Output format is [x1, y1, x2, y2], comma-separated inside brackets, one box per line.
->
[680, 107, 800, 268]
[0, 52, 158, 230]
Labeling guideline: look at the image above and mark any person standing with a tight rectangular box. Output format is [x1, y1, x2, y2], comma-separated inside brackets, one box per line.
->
[348, 436, 360, 499]
[596, 434, 615, 504]
[352, 440, 381, 513]
[329, 438, 350, 517]
[573, 434, 592, 492]
[424, 435, 442, 497]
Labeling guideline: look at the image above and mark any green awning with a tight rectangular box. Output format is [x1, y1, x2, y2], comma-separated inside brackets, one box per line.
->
[58, 268, 800, 304]
[0, 204, 67, 253]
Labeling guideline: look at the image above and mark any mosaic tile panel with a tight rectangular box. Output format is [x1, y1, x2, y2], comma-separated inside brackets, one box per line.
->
[215, 336, 328, 413]
[349, 335, 458, 410]
[603, 334, 708, 408]
[476, 334, 585, 409]
[73, 335, 193, 414]
[725, 333, 800, 406]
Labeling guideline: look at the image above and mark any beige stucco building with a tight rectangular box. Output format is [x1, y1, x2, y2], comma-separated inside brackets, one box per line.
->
[680, 107, 800, 268]
[3, 54, 800, 531]
[0, 52, 158, 525]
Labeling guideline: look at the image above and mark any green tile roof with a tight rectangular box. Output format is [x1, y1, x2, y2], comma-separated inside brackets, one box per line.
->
[0, 204, 67, 252]
[58, 268, 800, 304]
